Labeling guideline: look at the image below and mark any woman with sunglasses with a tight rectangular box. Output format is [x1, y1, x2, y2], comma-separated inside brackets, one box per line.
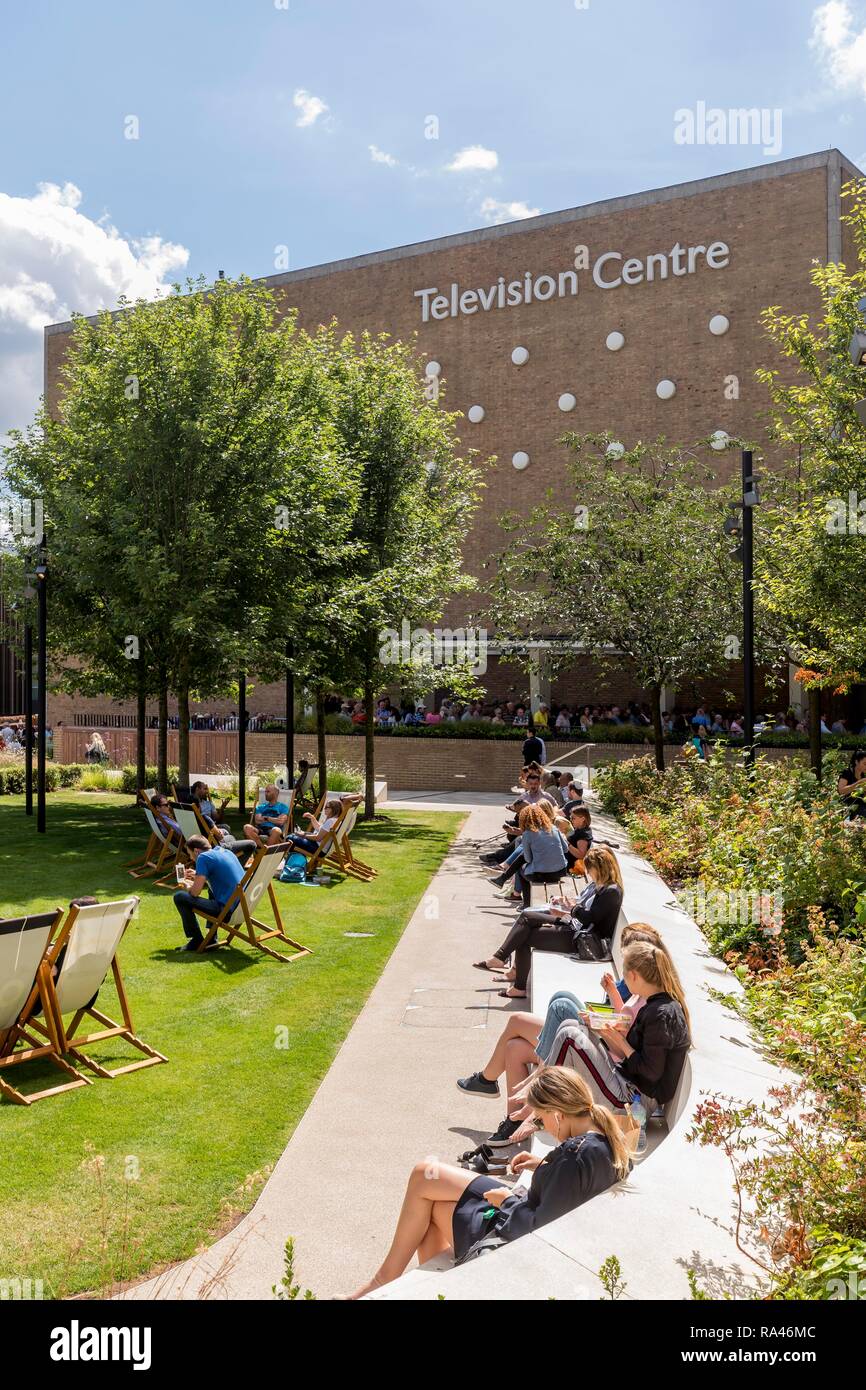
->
[346, 1067, 630, 1298]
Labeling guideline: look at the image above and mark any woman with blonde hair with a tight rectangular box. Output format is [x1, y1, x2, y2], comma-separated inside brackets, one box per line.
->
[347, 1067, 629, 1297]
[546, 941, 691, 1135]
[460, 924, 666, 1145]
[475, 844, 625, 997]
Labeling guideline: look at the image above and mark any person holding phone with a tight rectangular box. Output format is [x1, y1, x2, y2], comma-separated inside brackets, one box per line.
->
[172, 835, 247, 951]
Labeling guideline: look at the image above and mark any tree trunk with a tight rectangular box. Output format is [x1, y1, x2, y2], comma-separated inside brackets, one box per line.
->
[157, 675, 168, 793]
[650, 683, 665, 773]
[363, 673, 376, 821]
[136, 660, 147, 791]
[178, 685, 190, 788]
[316, 689, 327, 800]
[809, 686, 822, 782]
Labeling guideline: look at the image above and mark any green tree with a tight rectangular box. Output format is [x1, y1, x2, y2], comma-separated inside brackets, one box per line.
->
[302, 326, 484, 815]
[4, 277, 354, 790]
[484, 435, 745, 771]
[755, 181, 866, 772]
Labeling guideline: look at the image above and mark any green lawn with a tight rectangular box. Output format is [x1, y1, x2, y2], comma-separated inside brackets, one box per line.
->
[0, 792, 462, 1296]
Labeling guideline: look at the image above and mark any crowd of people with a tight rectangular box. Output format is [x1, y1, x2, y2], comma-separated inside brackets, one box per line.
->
[347, 757, 693, 1297]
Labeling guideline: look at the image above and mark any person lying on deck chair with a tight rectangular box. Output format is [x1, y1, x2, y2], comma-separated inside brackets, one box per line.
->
[286, 799, 344, 855]
[172, 835, 247, 952]
[244, 785, 291, 847]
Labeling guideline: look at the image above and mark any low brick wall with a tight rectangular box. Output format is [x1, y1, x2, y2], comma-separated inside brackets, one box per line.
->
[55, 728, 806, 792]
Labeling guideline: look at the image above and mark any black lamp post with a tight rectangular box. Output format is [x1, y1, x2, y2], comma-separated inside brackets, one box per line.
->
[724, 449, 760, 770]
[35, 540, 48, 832]
[741, 450, 758, 770]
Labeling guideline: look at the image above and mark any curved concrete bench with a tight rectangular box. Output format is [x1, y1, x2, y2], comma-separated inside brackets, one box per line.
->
[369, 808, 784, 1301]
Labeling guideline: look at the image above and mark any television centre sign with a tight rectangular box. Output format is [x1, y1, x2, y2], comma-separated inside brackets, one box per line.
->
[414, 239, 731, 321]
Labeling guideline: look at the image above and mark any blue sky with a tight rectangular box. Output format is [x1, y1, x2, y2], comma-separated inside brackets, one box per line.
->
[2, 0, 866, 432]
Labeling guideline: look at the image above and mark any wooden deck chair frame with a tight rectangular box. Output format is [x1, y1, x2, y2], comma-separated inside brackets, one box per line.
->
[0, 909, 92, 1104]
[195, 845, 311, 962]
[322, 804, 376, 881]
[29, 897, 167, 1080]
[287, 799, 354, 879]
[126, 807, 179, 880]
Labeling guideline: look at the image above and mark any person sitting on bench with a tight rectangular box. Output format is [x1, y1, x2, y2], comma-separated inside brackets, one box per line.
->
[286, 799, 344, 855]
[474, 846, 624, 998]
[346, 1066, 630, 1298]
[244, 785, 291, 846]
[173, 835, 247, 951]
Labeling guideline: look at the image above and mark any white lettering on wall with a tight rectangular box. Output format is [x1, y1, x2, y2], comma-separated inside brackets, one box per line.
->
[416, 240, 730, 320]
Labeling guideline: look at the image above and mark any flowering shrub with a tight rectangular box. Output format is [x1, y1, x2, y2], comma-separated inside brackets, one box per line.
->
[596, 752, 866, 1298]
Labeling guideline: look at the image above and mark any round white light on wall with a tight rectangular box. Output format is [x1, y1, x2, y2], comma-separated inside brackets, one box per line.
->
[656, 379, 677, 400]
[710, 429, 730, 451]
[606, 331, 625, 352]
[709, 315, 730, 337]
[467, 405, 485, 424]
[511, 346, 529, 366]
[558, 393, 577, 413]
[606, 441, 625, 459]
[425, 360, 441, 377]
[512, 451, 530, 470]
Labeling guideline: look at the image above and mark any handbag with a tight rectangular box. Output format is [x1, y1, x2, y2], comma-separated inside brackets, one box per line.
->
[279, 852, 308, 884]
[571, 929, 613, 962]
[454, 1232, 509, 1266]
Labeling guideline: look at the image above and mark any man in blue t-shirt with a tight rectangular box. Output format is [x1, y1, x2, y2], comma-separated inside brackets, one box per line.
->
[244, 785, 291, 847]
[173, 835, 247, 951]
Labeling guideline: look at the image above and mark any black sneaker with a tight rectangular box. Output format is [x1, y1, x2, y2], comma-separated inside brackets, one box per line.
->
[478, 852, 501, 866]
[456, 1071, 500, 1097]
[181, 938, 203, 952]
[486, 1116, 523, 1148]
[486, 874, 507, 888]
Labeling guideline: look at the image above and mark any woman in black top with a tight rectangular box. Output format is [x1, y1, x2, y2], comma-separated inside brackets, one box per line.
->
[566, 806, 593, 876]
[838, 751, 866, 820]
[346, 1068, 630, 1297]
[475, 846, 624, 997]
[549, 941, 691, 1113]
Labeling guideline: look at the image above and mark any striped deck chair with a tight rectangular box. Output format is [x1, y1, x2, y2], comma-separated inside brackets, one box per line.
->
[322, 803, 376, 881]
[30, 897, 167, 1080]
[0, 910, 91, 1104]
[125, 807, 179, 880]
[195, 844, 311, 962]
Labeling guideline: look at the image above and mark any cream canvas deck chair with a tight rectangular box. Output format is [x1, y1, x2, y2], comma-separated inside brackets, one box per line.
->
[170, 801, 220, 854]
[0, 909, 91, 1104]
[195, 844, 311, 962]
[322, 803, 376, 881]
[126, 806, 179, 880]
[31, 897, 167, 1080]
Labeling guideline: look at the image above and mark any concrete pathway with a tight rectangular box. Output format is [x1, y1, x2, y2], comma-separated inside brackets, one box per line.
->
[122, 793, 521, 1301]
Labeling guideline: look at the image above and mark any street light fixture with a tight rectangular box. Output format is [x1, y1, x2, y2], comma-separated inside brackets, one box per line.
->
[723, 452, 760, 768]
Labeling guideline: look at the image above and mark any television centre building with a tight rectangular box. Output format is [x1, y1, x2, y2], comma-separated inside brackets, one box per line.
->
[40, 148, 865, 727]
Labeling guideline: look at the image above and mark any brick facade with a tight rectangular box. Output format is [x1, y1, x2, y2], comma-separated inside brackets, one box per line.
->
[41, 151, 863, 723]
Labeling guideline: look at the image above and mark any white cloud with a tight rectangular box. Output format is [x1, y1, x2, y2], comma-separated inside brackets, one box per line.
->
[0, 181, 188, 435]
[479, 197, 541, 225]
[293, 88, 329, 128]
[811, 1, 866, 94]
[369, 144, 398, 167]
[447, 145, 499, 173]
